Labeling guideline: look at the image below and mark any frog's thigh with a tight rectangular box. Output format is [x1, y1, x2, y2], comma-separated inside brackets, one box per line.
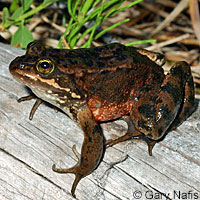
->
[147, 61, 194, 139]
[106, 62, 195, 155]
[169, 62, 195, 129]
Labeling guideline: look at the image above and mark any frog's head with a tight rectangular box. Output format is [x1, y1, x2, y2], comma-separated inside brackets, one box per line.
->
[9, 41, 58, 87]
[9, 41, 83, 106]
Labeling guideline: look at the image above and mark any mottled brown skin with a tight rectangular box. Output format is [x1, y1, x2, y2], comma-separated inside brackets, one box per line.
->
[52, 105, 103, 197]
[9, 41, 195, 197]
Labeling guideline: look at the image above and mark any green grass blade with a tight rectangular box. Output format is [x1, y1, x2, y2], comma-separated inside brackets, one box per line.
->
[94, 18, 129, 40]
[125, 40, 156, 46]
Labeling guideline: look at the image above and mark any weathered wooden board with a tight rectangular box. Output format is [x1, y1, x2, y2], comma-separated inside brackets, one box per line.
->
[0, 43, 199, 200]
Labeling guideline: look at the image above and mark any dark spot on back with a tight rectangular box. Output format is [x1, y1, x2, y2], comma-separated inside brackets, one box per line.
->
[116, 68, 122, 72]
[84, 59, 93, 67]
[170, 65, 183, 76]
[161, 82, 181, 103]
[96, 61, 106, 68]
[65, 52, 76, 58]
[117, 54, 128, 61]
[138, 120, 152, 132]
[101, 70, 110, 75]
[125, 68, 131, 74]
[138, 104, 155, 119]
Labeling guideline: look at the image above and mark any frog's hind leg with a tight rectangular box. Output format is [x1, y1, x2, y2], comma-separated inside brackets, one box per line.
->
[135, 61, 194, 154]
[105, 116, 140, 148]
[105, 117, 156, 155]
[52, 106, 104, 198]
[106, 62, 195, 156]
[169, 62, 195, 129]
[155, 61, 195, 133]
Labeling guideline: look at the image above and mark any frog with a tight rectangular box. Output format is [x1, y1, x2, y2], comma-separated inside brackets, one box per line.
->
[9, 41, 195, 198]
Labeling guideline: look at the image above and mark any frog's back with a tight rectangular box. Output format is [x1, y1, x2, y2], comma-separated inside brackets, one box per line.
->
[65, 44, 165, 122]
[54, 43, 163, 75]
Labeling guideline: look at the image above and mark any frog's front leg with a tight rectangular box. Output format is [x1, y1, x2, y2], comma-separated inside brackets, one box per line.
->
[17, 94, 43, 120]
[52, 105, 104, 198]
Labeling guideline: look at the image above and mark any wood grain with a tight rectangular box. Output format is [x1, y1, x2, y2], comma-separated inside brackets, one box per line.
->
[0, 43, 199, 200]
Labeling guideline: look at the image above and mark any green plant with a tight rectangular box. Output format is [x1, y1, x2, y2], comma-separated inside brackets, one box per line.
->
[1, 0, 155, 49]
[60, 0, 145, 49]
[1, 0, 58, 48]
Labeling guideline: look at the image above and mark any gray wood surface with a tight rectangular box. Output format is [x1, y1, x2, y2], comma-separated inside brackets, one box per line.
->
[0, 43, 199, 200]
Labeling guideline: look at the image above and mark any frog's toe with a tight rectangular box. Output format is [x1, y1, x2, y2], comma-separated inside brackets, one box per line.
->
[52, 163, 77, 173]
[29, 98, 43, 120]
[52, 147, 81, 173]
[142, 138, 157, 156]
[52, 144, 81, 173]
[105, 139, 114, 148]
[17, 94, 35, 103]
[72, 144, 80, 159]
[71, 174, 83, 198]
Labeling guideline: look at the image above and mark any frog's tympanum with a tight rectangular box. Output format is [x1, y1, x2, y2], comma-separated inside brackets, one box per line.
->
[9, 41, 195, 198]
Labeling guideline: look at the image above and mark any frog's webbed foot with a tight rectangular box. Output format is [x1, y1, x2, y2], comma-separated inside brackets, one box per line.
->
[52, 164, 83, 198]
[18, 94, 43, 120]
[53, 106, 104, 198]
[52, 145, 82, 198]
[72, 144, 80, 160]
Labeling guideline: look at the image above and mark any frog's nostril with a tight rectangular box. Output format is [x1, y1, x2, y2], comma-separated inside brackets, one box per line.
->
[19, 63, 25, 69]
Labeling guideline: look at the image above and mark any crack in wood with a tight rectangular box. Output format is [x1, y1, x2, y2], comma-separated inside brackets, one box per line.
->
[0, 148, 69, 195]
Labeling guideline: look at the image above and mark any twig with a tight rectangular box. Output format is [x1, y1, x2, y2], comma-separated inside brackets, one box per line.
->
[189, 0, 200, 45]
[150, 0, 189, 36]
[147, 33, 190, 51]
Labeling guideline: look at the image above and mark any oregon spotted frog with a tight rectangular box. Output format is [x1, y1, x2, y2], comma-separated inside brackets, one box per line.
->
[9, 42, 195, 198]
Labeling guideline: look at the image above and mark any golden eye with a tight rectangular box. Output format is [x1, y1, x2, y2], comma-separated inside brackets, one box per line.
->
[36, 59, 54, 74]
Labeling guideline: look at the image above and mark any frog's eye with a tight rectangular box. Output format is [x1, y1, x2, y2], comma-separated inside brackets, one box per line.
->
[36, 59, 55, 74]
